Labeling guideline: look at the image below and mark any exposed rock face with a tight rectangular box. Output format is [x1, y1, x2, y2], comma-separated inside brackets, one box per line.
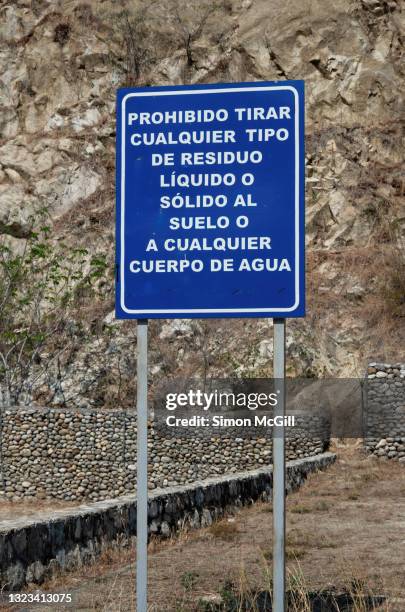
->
[0, 0, 404, 403]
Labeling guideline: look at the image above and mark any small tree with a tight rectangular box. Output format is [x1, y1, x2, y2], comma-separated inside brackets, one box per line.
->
[0, 209, 107, 407]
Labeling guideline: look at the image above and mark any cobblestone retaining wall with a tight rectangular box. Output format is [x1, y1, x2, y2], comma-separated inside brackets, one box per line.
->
[364, 362, 405, 461]
[0, 406, 330, 502]
[0, 452, 336, 590]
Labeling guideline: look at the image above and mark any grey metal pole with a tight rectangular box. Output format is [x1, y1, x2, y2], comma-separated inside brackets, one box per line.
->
[136, 319, 148, 612]
[273, 318, 286, 612]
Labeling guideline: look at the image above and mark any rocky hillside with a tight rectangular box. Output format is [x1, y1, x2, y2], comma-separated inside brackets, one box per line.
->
[0, 0, 404, 408]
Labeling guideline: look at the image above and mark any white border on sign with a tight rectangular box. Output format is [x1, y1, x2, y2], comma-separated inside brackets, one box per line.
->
[120, 85, 301, 314]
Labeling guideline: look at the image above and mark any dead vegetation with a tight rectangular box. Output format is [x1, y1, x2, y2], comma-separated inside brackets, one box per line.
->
[6, 447, 403, 611]
[208, 520, 240, 541]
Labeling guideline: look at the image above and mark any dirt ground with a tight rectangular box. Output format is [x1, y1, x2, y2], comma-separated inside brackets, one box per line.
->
[0, 500, 81, 523]
[2, 446, 405, 611]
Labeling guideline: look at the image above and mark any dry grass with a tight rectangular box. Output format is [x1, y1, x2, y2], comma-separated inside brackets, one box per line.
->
[262, 546, 307, 562]
[5, 447, 403, 611]
[290, 503, 311, 514]
[208, 520, 239, 541]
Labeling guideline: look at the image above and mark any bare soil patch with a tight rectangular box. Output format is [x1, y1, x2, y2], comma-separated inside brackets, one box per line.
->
[0, 499, 80, 523]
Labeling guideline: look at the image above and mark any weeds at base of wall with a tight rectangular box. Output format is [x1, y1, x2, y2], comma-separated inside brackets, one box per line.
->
[194, 566, 390, 612]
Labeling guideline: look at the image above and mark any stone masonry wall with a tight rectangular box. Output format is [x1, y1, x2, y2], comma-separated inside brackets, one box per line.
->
[0, 453, 336, 591]
[364, 362, 405, 461]
[0, 406, 330, 502]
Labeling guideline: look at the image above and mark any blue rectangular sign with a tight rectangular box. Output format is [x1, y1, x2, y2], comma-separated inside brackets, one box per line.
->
[116, 81, 305, 319]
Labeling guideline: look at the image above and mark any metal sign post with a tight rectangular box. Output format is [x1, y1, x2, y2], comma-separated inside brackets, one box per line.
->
[136, 319, 148, 612]
[273, 318, 286, 612]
